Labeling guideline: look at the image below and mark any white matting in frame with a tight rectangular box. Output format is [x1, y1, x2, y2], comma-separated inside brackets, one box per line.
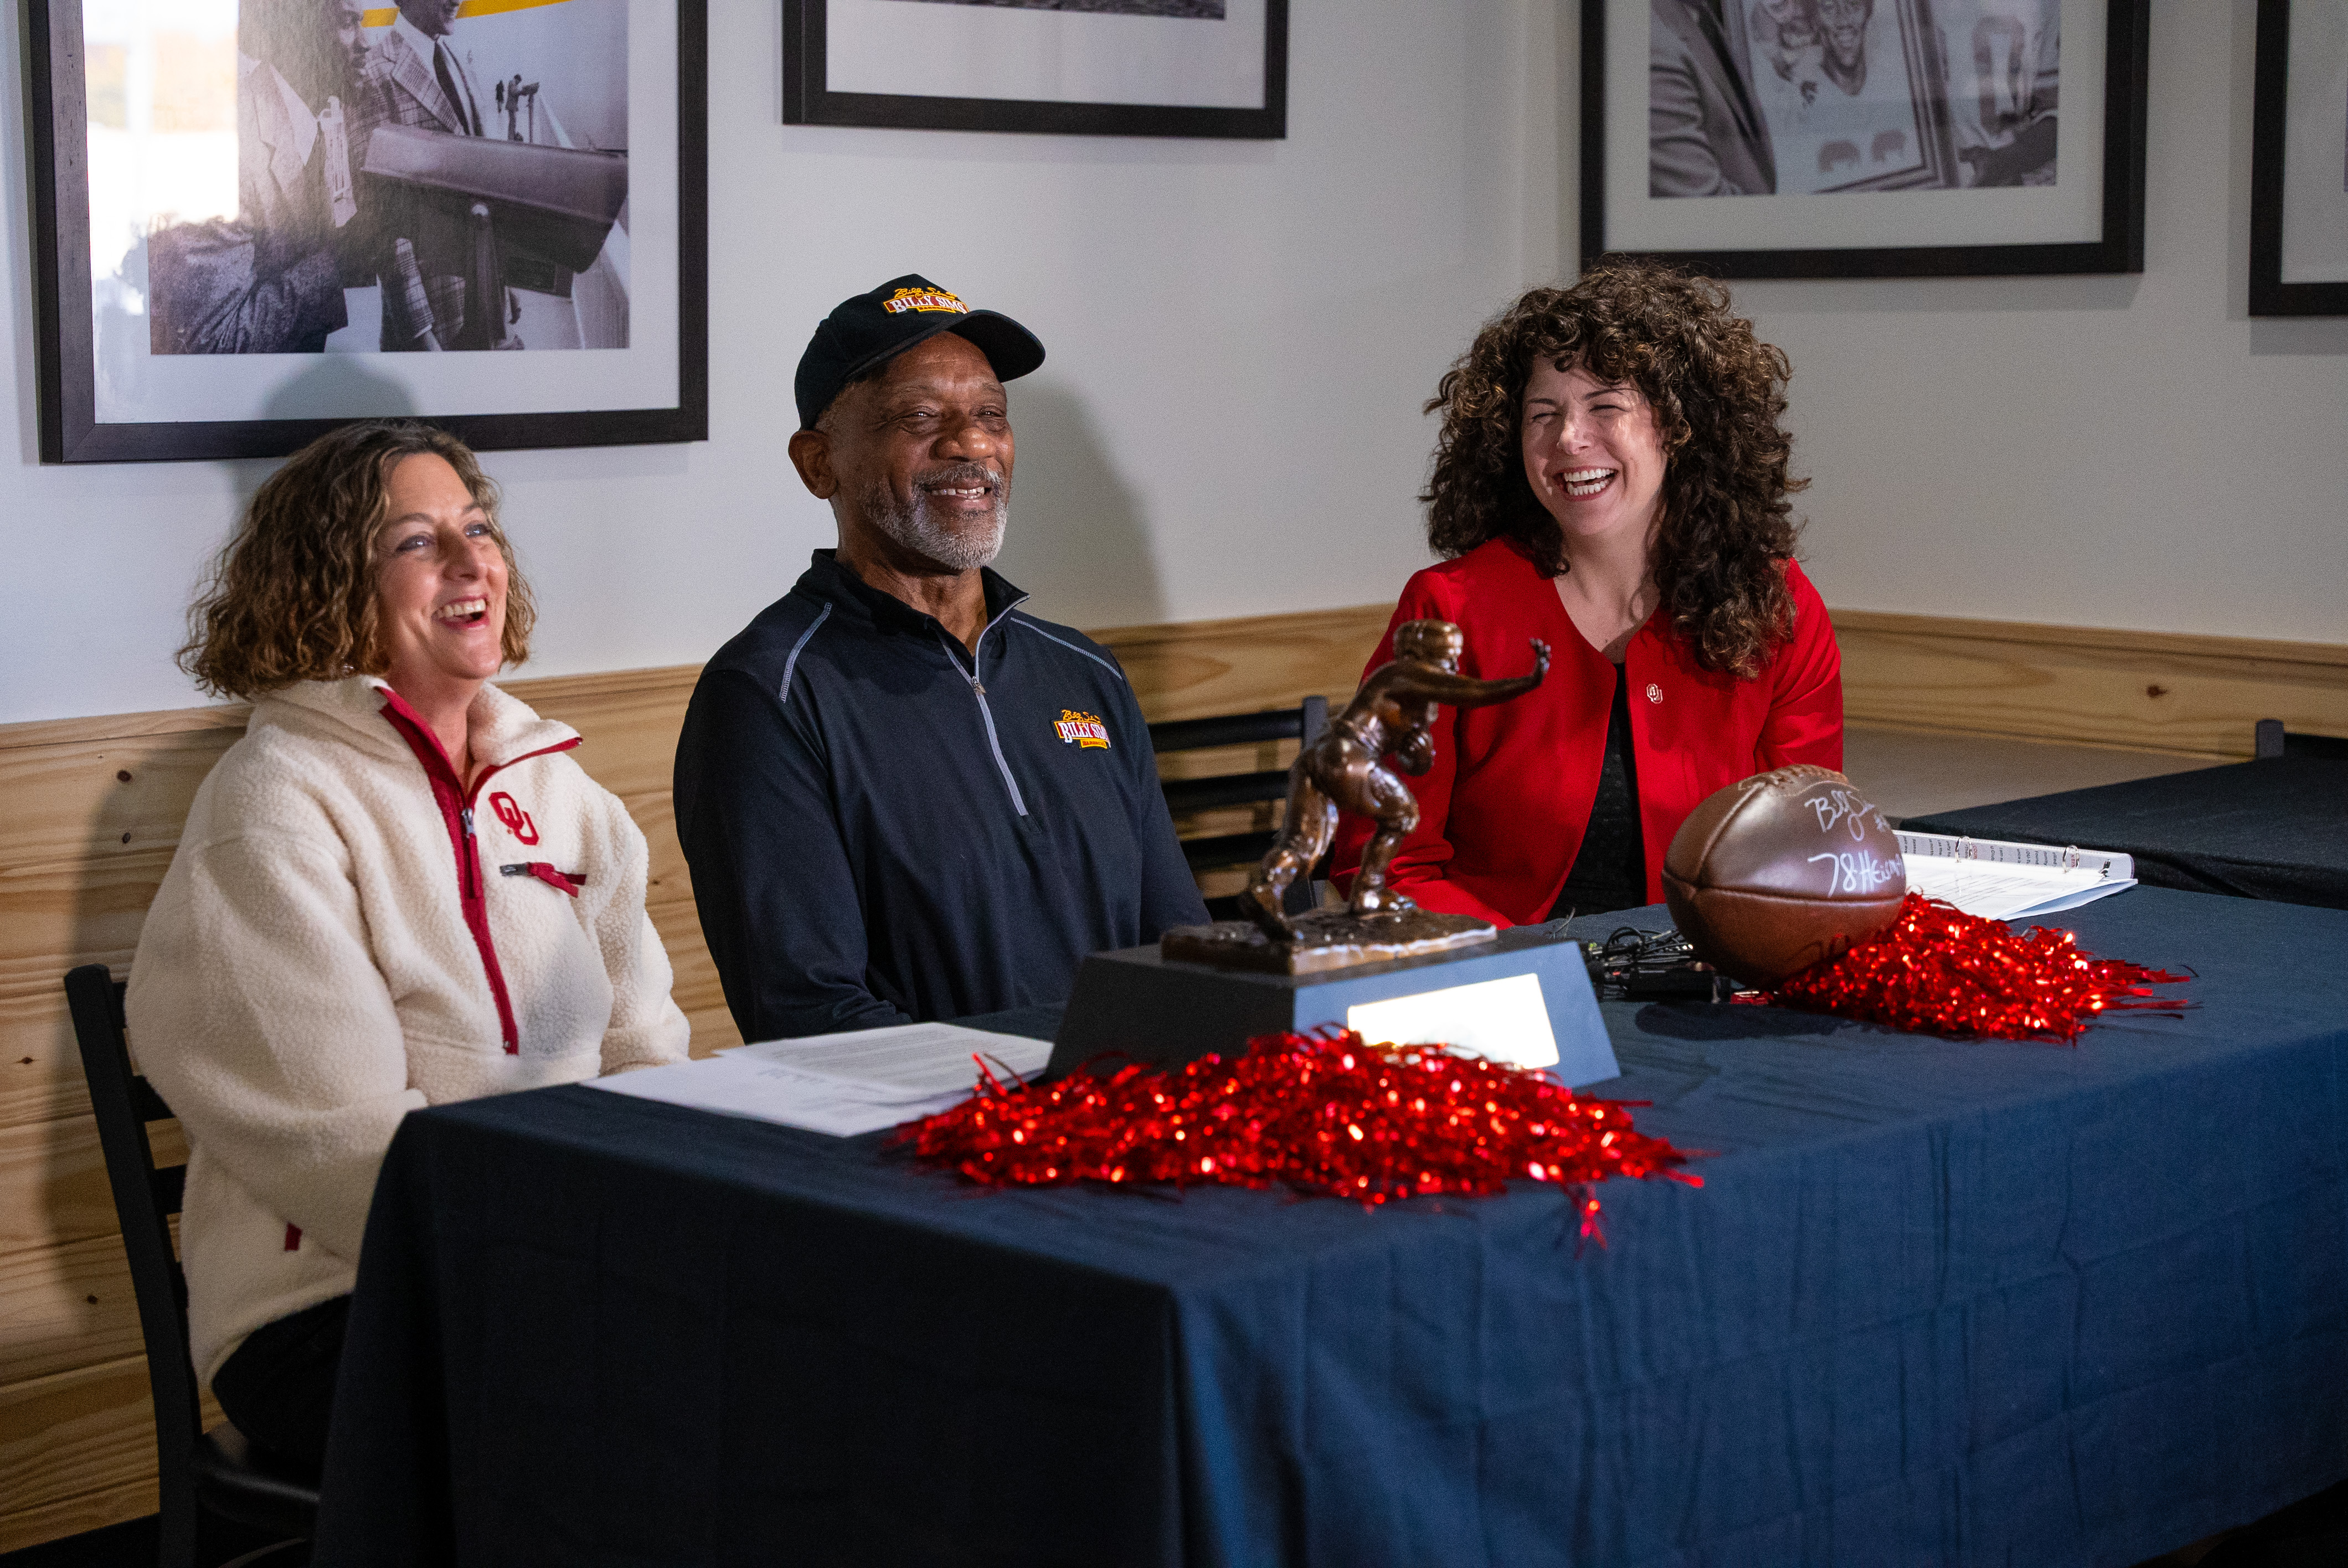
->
[85, 0, 681, 428]
[1597, 0, 2111, 256]
[2278, 0, 2348, 285]
[822, 0, 1266, 110]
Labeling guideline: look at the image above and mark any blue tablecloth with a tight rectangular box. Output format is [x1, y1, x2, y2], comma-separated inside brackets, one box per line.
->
[1903, 756, 2348, 910]
[312, 889, 2348, 1567]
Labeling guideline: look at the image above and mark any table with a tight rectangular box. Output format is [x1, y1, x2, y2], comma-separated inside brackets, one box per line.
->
[311, 889, 2348, 1567]
[1902, 756, 2348, 910]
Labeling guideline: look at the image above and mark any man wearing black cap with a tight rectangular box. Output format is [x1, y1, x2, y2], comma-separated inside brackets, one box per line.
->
[673, 275, 1208, 1041]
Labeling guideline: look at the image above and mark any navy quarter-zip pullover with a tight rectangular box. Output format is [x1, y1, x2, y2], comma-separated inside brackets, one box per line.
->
[674, 551, 1208, 1041]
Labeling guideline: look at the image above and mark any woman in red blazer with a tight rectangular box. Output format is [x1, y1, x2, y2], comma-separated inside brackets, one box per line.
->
[1333, 264, 1842, 926]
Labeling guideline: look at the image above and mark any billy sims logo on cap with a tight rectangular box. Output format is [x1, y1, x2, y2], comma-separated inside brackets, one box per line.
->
[882, 287, 967, 316]
[1054, 710, 1110, 749]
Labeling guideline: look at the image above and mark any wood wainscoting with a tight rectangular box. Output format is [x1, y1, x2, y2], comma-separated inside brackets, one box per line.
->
[1834, 610, 2348, 759]
[3, 598, 2342, 1550]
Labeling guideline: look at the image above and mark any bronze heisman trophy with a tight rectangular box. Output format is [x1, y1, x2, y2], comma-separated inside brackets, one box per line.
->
[1160, 620, 1549, 974]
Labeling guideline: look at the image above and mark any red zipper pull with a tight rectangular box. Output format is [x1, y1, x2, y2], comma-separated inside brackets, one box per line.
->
[500, 863, 584, 897]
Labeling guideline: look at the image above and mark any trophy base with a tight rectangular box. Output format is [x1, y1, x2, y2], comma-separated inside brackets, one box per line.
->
[1052, 922, 1619, 1084]
[1159, 908, 1500, 976]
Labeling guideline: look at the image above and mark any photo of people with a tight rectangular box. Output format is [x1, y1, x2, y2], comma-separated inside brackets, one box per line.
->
[133, 0, 632, 355]
[1651, 0, 2058, 198]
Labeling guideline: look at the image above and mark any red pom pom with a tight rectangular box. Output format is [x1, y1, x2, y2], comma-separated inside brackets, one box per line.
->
[893, 1030, 1702, 1231]
[1756, 891, 2190, 1041]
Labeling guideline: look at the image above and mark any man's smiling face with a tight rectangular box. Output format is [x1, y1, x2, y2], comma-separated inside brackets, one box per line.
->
[1817, 0, 1872, 73]
[815, 333, 1015, 575]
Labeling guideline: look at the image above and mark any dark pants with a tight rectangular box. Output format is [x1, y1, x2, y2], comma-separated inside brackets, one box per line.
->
[210, 1294, 351, 1473]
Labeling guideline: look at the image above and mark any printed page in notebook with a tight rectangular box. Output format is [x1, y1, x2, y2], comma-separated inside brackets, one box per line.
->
[583, 1054, 971, 1137]
[1896, 833, 2136, 922]
[588, 1024, 1053, 1138]
[725, 1023, 1052, 1101]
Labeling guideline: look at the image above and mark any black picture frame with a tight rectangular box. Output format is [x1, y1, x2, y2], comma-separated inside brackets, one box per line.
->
[24, 0, 709, 465]
[1579, 0, 2149, 279]
[782, 0, 1288, 140]
[2248, 0, 2348, 316]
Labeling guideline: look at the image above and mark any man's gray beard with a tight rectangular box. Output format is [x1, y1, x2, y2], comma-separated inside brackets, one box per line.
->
[862, 466, 1010, 571]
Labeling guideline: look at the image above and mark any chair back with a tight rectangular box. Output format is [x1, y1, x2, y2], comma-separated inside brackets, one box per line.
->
[65, 963, 204, 1564]
[2254, 718, 2348, 761]
[1150, 697, 1330, 919]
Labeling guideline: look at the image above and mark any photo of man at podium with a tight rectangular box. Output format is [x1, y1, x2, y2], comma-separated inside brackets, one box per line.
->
[359, 0, 632, 352]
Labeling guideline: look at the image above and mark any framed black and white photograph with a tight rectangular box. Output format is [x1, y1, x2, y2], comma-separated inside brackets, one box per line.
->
[2249, 0, 2348, 316]
[1580, 0, 2147, 278]
[26, 0, 708, 464]
[782, 0, 1286, 139]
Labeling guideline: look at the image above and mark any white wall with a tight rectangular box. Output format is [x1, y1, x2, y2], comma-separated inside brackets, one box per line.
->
[3, 0, 2342, 729]
[0, 0, 1561, 725]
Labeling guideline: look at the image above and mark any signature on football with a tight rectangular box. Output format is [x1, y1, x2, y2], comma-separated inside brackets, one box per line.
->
[1805, 787, 1887, 843]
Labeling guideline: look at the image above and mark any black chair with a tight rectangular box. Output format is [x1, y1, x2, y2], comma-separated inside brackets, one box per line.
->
[64, 964, 318, 1568]
[2253, 719, 2348, 761]
[1150, 697, 1330, 921]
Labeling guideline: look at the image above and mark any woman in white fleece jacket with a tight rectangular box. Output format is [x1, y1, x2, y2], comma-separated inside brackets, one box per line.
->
[129, 420, 690, 1472]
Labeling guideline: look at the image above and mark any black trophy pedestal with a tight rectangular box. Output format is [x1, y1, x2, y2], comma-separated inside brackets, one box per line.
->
[1048, 922, 1619, 1087]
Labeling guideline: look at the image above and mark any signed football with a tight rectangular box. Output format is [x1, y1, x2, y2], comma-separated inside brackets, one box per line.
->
[1661, 765, 1907, 985]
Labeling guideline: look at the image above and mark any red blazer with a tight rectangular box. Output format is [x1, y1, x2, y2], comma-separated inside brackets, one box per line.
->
[1331, 538, 1842, 925]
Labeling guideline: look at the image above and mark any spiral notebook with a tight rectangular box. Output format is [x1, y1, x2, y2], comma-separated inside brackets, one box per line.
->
[1896, 832, 2136, 922]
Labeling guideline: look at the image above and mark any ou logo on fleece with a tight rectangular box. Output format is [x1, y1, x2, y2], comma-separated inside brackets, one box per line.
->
[489, 791, 539, 845]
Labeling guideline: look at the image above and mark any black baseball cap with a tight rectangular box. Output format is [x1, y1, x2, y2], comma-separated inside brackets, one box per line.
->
[794, 274, 1046, 431]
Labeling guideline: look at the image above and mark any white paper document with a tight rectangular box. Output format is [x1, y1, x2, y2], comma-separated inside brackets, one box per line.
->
[1346, 973, 1560, 1070]
[587, 1023, 1049, 1138]
[1896, 832, 2136, 922]
[725, 1023, 1052, 1101]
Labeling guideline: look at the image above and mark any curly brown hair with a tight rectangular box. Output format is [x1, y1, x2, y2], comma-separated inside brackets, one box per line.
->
[1423, 261, 1805, 677]
[180, 421, 535, 699]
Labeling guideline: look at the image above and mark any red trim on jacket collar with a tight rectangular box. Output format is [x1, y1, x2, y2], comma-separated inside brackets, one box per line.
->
[373, 684, 580, 788]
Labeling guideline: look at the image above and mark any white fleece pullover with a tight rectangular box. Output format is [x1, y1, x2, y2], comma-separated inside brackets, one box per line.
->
[128, 675, 690, 1384]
